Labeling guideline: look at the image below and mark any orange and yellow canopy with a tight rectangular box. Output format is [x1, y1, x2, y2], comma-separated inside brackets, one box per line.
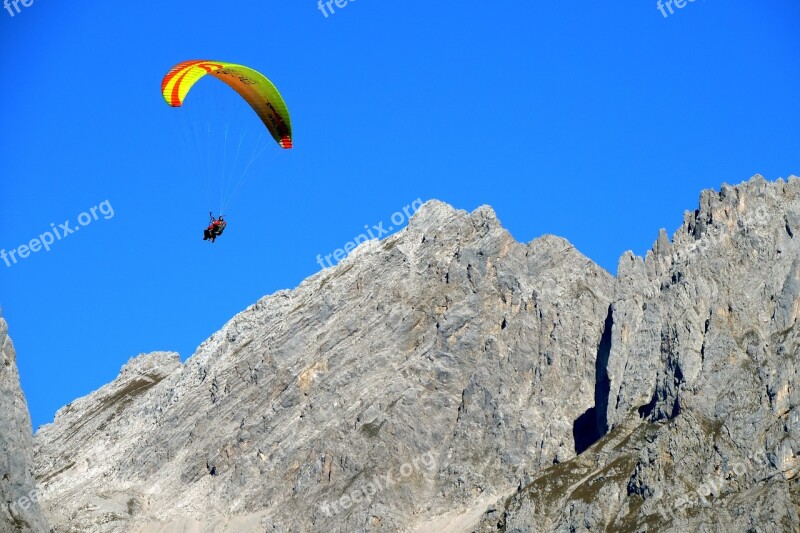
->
[162, 60, 293, 149]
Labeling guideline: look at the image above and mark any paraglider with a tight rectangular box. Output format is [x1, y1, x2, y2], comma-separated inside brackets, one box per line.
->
[161, 60, 293, 243]
[203, 213, 227, 243]
[161, 60, 293, 148]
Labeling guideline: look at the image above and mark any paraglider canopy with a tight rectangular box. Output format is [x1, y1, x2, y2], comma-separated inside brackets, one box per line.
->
[161, 60, 293, 149]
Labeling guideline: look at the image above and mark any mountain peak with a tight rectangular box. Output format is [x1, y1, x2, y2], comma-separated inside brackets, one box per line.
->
[6, 177, 800, 532]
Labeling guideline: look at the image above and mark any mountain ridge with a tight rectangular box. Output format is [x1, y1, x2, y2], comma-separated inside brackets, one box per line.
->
[2, 174, 798, 532]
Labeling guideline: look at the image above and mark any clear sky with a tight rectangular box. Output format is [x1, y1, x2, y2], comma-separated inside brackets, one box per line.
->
[1, 1, 798, 430]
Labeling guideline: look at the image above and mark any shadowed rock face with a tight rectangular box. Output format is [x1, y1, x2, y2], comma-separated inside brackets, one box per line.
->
[0, 316, 48, 532]
[27, 175, 800, 533]
[481, 176, 800, 532]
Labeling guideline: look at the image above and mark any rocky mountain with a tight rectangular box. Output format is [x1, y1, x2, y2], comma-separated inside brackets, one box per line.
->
[478, 176, 800, 532]
[4, 174, 799, 532]
[0, 315, 49, 532]
[32, 200, 615, 532]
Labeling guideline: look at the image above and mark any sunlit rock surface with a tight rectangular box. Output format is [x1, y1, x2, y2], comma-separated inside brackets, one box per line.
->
[34, 201, 613, 532]
[29, 176, 800, 532]
[0, 315, 48, 532]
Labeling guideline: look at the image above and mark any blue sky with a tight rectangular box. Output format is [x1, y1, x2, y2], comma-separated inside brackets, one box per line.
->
[1, 1, 798, 430]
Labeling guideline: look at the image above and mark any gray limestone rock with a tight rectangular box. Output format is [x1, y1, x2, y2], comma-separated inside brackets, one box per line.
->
[18, 175, 800, 532]
[32, 201, 614, 532]
[479, 176, 800, 532]
[0, 315, 49, 532]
